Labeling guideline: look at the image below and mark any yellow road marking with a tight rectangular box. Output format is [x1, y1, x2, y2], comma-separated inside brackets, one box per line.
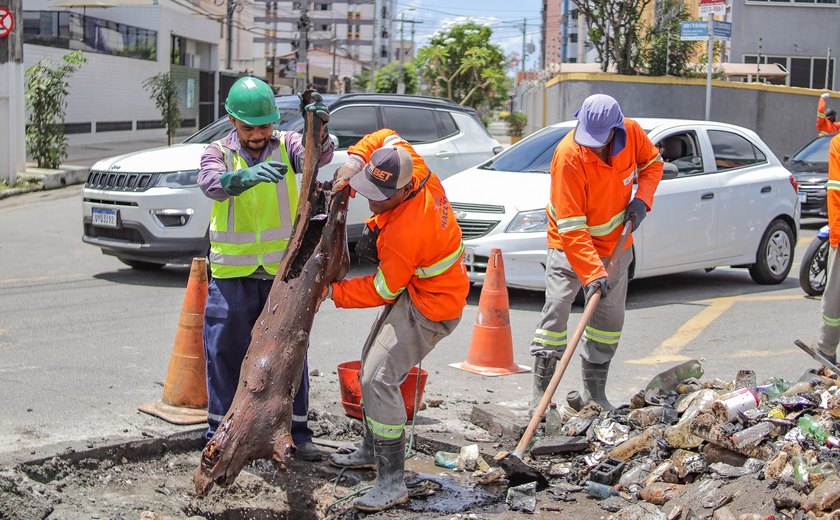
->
[626, 294, 806, 365]
[798, 236, 812, 247]
[0, 274, 89, 285]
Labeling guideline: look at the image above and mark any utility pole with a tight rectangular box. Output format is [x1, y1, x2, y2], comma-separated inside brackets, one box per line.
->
[521, 18, 527, 77]
[826, 48, 832, 90]
[756, 37, 762, 84]
[330, 24, 337, 93]
[397, 12, 405, 94]
[225, 0, 234, 70]
[370, 0, 381, 92]
[0, 0, 25, 185]
[704, 13, 714, 120]
[295, 0, 309, 94]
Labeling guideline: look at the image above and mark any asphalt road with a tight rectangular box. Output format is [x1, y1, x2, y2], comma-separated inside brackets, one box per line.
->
[0, 185, 828, 459]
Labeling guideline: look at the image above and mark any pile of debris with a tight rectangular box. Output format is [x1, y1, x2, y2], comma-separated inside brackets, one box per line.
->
[449, 359, 840, 518]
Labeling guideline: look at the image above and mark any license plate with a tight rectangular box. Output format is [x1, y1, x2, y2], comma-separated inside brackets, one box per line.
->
[799, 192, 807, 204]
[464, 247, 475, 267]
[92, 207, 118, 228]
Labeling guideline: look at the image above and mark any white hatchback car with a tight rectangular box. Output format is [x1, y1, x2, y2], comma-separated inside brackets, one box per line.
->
[442, 119, 801, 290]
[82, 94, 500, 269]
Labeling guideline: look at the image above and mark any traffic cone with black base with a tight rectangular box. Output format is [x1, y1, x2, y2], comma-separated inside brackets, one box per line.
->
[138, 257, 209, 424]
[450, 248, 530, 376]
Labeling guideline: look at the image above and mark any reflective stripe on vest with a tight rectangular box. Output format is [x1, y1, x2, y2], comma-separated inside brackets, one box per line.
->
[372, 242, 465, 301]
[208, 131, 299, 278]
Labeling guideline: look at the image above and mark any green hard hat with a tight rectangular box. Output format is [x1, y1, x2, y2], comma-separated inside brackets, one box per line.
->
[224, 77, 280, 126]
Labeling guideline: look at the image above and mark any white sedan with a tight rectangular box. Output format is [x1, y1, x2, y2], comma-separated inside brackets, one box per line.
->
[443, 118, 801, 291]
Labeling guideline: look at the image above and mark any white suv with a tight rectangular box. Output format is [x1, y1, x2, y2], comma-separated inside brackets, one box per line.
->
[82, 94, 501, 269]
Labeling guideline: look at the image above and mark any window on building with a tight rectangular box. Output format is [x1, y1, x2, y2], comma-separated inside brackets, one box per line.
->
[318, 24, 329, 31]
[171, 34, 185, 65]
[293, 2, 301, 9]
[569, 33, 577, 43]
[315, 3, 330, 10]
[744, 54, 834, 89]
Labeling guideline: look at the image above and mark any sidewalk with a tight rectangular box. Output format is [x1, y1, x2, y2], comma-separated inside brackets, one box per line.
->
[1, 138, 169, 200]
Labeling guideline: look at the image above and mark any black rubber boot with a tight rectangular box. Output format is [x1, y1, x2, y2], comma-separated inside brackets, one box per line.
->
[530, 355, 558, 414]
[294, 438, 323, 461]
[581, 359, 615, 411]
[353, 434, 409, 512]
[329, 421, 375, 469]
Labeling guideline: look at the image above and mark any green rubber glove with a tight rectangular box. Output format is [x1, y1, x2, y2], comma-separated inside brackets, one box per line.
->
[220, 161, 287, 196]
[300, 90, 330, 123]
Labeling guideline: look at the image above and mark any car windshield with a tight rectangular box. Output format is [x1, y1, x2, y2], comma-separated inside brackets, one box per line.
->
[183, 94, 336, 144]
[791, 134, 834, 164]
[480, 126, 573, 173]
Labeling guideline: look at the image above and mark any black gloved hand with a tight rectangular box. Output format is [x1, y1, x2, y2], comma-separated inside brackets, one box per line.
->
[585, 276, 609, 299]
[624, 197, 647, 232]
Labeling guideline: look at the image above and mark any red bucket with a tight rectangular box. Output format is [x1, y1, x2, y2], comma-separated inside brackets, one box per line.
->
[337, 360, 428, 420]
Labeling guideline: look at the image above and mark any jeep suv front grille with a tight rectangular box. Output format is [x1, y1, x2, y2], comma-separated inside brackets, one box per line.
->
[86, 171, 159, 192]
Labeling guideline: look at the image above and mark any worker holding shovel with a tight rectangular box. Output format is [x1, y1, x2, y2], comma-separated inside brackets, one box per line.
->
[528, 94, 663, 412]
[324, 129, 469, 512]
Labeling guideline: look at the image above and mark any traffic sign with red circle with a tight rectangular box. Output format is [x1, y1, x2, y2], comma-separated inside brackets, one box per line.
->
[0, 8, 14, 38]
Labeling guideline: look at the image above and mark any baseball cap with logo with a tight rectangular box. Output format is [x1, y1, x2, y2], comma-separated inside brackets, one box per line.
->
[349, 146, 414, 201]
[573, 94, 627, 154]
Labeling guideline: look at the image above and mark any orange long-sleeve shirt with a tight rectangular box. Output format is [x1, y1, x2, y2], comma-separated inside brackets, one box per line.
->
[817, 96, 840, 137]
[546, 118, 663, 286]
[828, 134, 840, 248]
[331, 129, 469, 322]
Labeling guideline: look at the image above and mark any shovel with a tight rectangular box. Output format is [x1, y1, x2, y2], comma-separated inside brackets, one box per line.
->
[498, 221, 633, 488]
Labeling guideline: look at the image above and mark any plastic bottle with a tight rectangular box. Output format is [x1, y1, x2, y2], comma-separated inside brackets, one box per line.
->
[798, 414, 829, 444]
[544, 403, 563, 436]
[584, 480, 619, 499]
[609, 425, 665, 461]
[757, 378, 792, 401]
[618, 459, 656, 489]
[645, 360, 704, 393]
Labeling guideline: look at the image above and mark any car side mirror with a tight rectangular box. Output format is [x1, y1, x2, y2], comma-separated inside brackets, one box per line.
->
[783, 155, 790, 162]
[662, 162, 679, 180]
[329, 133, 339, 149]
[492, 145, 504, 155]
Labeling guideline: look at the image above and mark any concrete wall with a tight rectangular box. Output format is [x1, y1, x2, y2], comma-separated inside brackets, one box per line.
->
[730, 0, 840, 89]
[521, 73, 833, 159]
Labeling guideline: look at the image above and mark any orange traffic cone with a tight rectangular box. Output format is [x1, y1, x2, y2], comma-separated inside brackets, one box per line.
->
[138, 257, 209, 424]
[450, 249, 531, 376]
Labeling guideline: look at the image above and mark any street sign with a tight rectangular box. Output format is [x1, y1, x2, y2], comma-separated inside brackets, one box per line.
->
[0, 8, 14, 38]
[680, 20, 732, 41]
[699, 0, 726, 16]
[295, 62, 307, 79]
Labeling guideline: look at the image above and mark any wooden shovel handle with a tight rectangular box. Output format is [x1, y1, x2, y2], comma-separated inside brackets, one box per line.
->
[512, 220, 632, 459]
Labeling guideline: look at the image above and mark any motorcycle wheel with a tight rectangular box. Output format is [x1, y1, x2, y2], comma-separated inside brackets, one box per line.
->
[799, 236, 829, 296]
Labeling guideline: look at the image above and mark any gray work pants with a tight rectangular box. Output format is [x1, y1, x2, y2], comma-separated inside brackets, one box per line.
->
[360, 293, 460, 440]
[819, 246, 840, 358]
[530, 247, 633, 365]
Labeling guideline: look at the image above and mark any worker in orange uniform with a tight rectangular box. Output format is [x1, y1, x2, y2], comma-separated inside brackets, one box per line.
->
[816, 133, 840, 364]
[323, 129, 469, 512]
[817, 92, 840, 137]
[529, 94, 663, 411]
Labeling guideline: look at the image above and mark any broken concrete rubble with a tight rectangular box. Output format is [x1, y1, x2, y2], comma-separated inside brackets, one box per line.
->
[461, 358, 840, 518]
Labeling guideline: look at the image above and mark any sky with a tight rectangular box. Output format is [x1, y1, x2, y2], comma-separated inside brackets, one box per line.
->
[393, 0, 544, 71]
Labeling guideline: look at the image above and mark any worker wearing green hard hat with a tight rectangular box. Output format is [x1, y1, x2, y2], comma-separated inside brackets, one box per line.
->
[224, 76, 281, 126]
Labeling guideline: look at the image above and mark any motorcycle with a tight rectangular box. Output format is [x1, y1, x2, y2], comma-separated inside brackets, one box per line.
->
[799, 225, 830, 296]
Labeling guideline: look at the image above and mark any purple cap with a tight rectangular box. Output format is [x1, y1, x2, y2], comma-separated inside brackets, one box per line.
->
[350, 146, 414, 201]
[573, 94, 626, 152]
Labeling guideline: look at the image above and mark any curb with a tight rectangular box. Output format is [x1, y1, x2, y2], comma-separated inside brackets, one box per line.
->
[0, 165, 89, 201]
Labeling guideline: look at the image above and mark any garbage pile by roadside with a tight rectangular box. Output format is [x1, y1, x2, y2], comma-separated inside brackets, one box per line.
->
[432, 358, 840, 518]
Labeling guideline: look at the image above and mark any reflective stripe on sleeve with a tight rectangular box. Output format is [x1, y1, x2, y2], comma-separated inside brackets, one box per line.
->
[589, 210, 625, 237]
[374, 269, 405, 300]
[639, 154, 663, 172]
[383, 134, 408, 147]
[827, 180, 840, 191]
[555, 216, 588, 233]
[415, 243, 464, 278]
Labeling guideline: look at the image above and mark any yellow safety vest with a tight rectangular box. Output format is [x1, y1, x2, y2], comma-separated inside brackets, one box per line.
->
[208, 130, 299, 279]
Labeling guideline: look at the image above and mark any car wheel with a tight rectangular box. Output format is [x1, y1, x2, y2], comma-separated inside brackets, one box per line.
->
[749, 219, 793, 285]
[118, 258, 165, 270]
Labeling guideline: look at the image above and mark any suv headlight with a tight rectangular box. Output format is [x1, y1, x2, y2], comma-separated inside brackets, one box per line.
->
[506, 210, 548, 233]
[157, 169, 200, 188]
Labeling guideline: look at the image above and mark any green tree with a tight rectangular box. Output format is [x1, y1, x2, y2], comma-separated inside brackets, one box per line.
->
[641, 0, 696, 77]
[415, 21, 508, 113]
[571, 0, 652, 74]
[24, 50, 87, 169]
[350, 70, 370, 92]
[374, 62, 419, 94]
[143, 72, 181, 146]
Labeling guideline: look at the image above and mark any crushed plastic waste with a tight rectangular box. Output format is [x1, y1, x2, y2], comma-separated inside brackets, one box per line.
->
[480, 356, 840, 517]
